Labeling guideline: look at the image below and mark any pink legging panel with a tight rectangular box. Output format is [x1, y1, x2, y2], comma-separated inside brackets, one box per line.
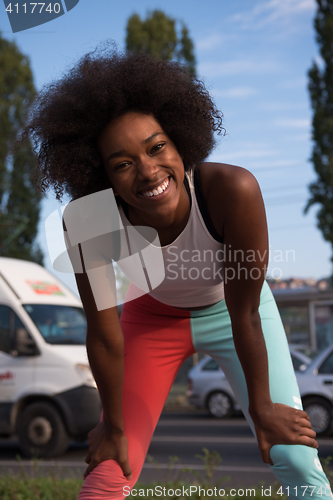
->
[78, 294, 195, 499]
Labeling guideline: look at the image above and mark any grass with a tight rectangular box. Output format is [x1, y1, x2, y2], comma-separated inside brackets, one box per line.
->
[0, 472, 82, 499]
[0, 450, 331, 499]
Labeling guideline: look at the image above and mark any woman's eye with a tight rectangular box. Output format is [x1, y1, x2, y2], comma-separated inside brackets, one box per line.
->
[151, 142, 166, 154]
[114, 162, 130, 170]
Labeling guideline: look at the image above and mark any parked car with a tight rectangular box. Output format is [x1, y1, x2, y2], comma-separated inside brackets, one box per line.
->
[187, 356, 239, 418]
[297, 344, 333, 436]
[187, 349, 313, 419]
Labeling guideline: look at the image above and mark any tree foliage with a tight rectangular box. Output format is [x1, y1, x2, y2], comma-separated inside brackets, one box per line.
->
[305, 0, 333, 255]
[0, 32, 43, 263]
[125, 10, 196, 76]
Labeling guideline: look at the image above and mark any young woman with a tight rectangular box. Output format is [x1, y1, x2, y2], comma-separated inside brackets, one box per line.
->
[24, 48, 332, 499]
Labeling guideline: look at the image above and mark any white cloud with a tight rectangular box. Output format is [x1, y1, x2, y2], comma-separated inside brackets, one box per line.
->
[285, 133, 312, 142]
[205, 154, 309, 182]
[209, 148, 278, 163]
[196, 32, 240, 52]
[279, 77, 308, 89]
[212, 87, 258, 99]
[199, 59, 280, 77]
[247, 159, 303, 169]
[196, 34, 225, 51]
[258, 102, 308, 111]
[274, 118, 311, 128]
[230, 0, 316, 30]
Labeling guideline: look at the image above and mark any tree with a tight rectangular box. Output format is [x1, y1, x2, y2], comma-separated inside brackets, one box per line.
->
[0, 32, 43, 263]
[125, 10, 196, 76]
[305, 0, 333, 261]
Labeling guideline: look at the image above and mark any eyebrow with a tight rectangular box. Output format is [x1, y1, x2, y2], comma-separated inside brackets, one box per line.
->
[106, 132, 165, 163]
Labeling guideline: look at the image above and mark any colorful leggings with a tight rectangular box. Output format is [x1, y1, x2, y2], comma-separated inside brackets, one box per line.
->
[78, 281, 332, 499]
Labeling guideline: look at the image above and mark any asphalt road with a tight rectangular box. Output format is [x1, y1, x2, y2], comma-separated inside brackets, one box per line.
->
[0, 411, 333, 489]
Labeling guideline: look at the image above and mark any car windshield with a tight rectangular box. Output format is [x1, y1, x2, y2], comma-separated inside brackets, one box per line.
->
[300, 348, 322, 360]
[202, 358, 220, 371]
[291, 347, 324, 372]
[23, 304, 86, 345]
[292, 354, 309, 372]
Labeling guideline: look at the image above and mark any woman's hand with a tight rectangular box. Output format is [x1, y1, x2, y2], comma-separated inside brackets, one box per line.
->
[83, 421, 132, 480]
[251, 402, 318, 465]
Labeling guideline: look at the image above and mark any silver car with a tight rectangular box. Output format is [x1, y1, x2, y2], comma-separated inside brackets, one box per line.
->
[187, 349, 313, 420]
[297, 344, 333, 436]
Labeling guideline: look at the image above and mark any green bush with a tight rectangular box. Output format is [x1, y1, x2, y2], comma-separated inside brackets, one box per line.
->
[0, 474, 83, 500]
[2, 450, 331, 499]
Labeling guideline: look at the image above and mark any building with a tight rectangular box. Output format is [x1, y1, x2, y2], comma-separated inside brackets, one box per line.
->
[272, 287, 333, 350]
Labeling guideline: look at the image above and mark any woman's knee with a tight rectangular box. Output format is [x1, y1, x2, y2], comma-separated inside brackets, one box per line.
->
[78, 458, 142, 499]
[270, 444, 323, 480]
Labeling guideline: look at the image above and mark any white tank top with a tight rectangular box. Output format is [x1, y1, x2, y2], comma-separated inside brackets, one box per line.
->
[118, 169, 225, 308]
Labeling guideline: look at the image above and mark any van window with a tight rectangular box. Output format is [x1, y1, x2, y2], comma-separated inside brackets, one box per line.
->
[0, 306, 11, 353]
[0, 306, 30, 354]
[23, 305, 86, 345]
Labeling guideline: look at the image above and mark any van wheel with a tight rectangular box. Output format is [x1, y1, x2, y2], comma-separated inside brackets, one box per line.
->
[303, 397, 332, 436]
[17, 402, 69, 458]
[207, 391, 233, 418]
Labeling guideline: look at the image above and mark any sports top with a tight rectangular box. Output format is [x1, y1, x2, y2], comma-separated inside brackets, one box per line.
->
[118, 169, 225, 308]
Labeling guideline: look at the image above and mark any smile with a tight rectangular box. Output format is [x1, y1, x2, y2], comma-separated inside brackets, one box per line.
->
[141, 177, 170, 198]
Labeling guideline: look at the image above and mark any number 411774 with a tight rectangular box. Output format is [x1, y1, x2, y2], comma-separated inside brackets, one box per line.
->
[6, 3, 61, 14]
[278, 485, 332, 497]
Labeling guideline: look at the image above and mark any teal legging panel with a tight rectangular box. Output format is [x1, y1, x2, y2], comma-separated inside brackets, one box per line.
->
[190, 281, 332, 499]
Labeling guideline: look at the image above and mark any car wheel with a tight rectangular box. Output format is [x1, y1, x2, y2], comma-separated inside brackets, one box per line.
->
[17, 401, 70, 458]
[207, 391, 233, 418]
[303, 398, 332, 436]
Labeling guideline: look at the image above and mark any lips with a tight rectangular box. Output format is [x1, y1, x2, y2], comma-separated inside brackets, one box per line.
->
[140, 176, 170, 198]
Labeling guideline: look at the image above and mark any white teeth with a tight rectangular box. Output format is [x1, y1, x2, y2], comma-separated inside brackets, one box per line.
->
[142, 177, 170, 197]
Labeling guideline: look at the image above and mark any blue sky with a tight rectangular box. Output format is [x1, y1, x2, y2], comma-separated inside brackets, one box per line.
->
[1, 0, 330, 292]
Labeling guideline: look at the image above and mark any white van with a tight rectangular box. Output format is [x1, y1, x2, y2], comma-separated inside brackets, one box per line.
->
[0, 257, 101, 457]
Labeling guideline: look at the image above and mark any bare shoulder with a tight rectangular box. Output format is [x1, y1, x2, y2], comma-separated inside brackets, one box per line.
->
[197, 162, 260, 199]
[195, 163, 264, 239]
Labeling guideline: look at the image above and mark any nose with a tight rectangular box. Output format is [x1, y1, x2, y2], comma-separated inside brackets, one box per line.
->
[136, 156, 159, 180]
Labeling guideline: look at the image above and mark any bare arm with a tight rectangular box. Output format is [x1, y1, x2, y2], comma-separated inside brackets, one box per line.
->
[222, 167, 270, 411]
[62, 212, 132, 479]
[76, 266, 124, 431]
[216, 165, 318, 463]
[74, 264, 131, 478]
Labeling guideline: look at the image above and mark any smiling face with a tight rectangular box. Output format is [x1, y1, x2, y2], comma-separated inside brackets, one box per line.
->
[98, 112, 190, 229]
